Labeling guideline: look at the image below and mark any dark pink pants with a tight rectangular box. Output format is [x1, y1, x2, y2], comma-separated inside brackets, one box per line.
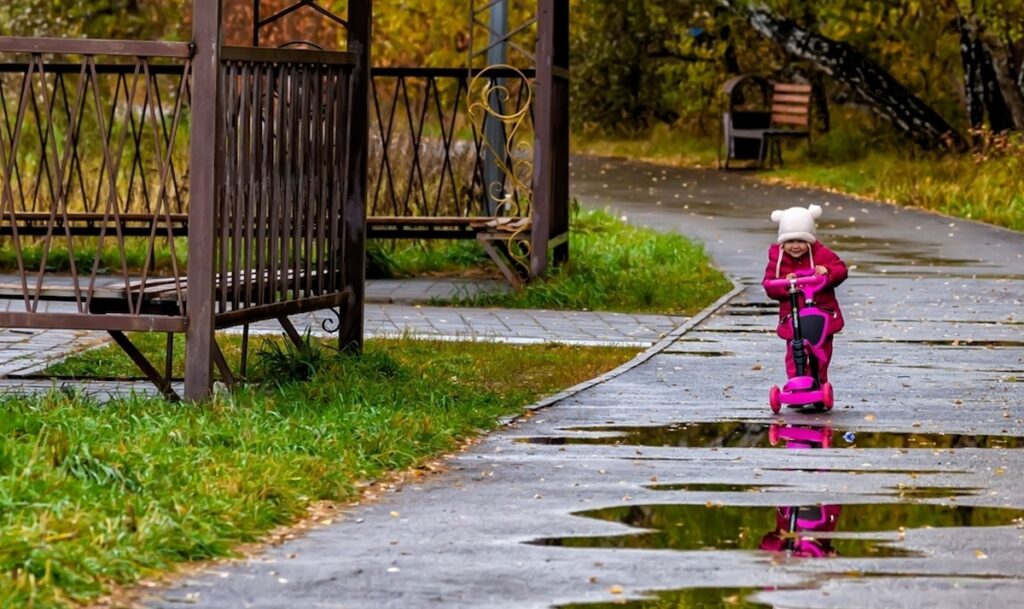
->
[785, 336, 834, 383]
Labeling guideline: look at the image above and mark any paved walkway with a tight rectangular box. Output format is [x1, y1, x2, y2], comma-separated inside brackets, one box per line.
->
[0, 277, 684, 395]
[3, 158, 1023, 608]
[147, 156, 1024, 609]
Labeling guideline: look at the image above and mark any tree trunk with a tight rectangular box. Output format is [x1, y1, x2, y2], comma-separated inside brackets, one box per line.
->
[959, 15, 1017, 134]
[959, 16, 987, 131]
[983, 37, 1024, 130]
[719, 0, 966, 150]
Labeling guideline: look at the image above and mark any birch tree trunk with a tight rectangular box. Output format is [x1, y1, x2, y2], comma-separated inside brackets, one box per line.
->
[983, 38, 1024, 130]
[719, 0, 966, 150]
[959, 15, 1017, 133]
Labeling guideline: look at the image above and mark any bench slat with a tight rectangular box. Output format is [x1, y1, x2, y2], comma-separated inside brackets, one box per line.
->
[771, 114, 810, 126]
[773, 83, 812, 93]
[771, 103, 809, 115]
[772, 93, 811, 104]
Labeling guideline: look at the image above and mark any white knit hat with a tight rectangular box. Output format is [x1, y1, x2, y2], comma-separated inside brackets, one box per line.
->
[770, 205, 822, 244]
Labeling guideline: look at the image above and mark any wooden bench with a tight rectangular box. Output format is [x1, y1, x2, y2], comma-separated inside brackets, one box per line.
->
[367, 215, 535, 288]
[761, 82, 812, 167]
[721, 77, 812, 169]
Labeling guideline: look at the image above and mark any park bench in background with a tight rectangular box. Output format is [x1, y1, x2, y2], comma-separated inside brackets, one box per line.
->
[719, 75, 812, 169]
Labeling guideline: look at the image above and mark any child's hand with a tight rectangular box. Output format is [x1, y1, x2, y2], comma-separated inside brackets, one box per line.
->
[814, 265, 828, 275]
[786, 273, 796, 279]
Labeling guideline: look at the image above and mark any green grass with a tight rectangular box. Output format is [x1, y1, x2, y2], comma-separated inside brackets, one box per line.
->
[440, 207, 732, 315]
[768, 148, 1024, 232]
[573, 122, 1024, 232]
[572, 123, 719, 168]
[367, 239, 494, 279]
[2, 337, 638, 608]
[0, 238, 188, 275]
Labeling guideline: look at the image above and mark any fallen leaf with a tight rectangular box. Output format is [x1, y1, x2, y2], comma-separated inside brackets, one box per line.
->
[975, 550, 988, 559]
[609, 585, 624, 595]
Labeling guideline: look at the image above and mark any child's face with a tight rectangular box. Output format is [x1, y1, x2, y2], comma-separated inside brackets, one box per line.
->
[783, 240, 810, 257]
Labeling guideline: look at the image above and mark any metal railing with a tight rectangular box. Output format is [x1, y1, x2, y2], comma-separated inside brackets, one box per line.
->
[0, 37, 192, 329]
[368, 66, 535, 219]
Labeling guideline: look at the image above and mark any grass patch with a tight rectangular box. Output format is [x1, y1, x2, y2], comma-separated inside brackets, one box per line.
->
[573, 122, 1024, 232]
[367, 239, 495, 279]
[572, 123, 719, 168]
[768, 148, 1024, 232]
[440, 207, 732, 315]
[2, 337, 638, 608]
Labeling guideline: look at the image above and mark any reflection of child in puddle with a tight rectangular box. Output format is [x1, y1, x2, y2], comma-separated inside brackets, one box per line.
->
[759, 424, 842, 558]
[759, 505, 841, 558]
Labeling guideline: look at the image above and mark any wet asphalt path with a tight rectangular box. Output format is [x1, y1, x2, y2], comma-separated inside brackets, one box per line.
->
[151, 157, 1024, 609]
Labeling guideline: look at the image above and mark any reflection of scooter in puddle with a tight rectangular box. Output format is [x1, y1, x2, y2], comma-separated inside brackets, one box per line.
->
[760, 423, 841, 557]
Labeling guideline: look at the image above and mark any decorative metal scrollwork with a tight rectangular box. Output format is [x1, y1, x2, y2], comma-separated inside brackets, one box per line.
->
[467, 64, 533, 266]
[321, 307, 342, 333]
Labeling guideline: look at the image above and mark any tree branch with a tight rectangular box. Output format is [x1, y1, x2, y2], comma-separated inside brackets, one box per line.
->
[718, 0, 966, 150]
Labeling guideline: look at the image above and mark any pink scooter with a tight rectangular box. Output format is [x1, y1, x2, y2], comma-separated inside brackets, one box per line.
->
[765, 271, 834, 413]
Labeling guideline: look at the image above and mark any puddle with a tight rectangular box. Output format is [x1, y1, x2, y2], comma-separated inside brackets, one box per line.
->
[520, 422, 1024, 450]
[851, 339, 1024, 348]
[556, 574, 1020, 609]
[723, 309, 776, 317]
[529, 503, 1024, 559]
[766, 467, 969, 475]
[650, 483, 780, 492]
[882, 486, 983, 499]
[646, 483, 980, 500]
[556, 587, 773, 609]
[659, 350, 734, 357]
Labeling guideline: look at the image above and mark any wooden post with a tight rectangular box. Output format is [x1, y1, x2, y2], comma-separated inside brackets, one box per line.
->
[531, 0, 554, 278]
[340, 0, 370, 352]
[185, 0, 223, 401]
[532, 0, 570, 276]
[551, 0, 570, 267]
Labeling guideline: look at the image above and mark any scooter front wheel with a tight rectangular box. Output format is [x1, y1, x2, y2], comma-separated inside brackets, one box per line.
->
[821, 382, 834, 410]
[769, 385, 782, 413]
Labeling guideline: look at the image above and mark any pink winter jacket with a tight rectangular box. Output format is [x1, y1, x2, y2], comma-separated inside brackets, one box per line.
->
[762, 241, 848, 339]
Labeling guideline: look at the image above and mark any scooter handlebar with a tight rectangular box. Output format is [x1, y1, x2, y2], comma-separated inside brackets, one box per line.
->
[764, 272, 827, 290]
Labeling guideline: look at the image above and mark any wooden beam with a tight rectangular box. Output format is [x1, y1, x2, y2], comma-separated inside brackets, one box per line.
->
[185, 0, 223, 402]
[109, 331, 180, 401]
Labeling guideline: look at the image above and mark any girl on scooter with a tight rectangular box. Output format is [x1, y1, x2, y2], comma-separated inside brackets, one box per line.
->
[763, 205, 848, 383]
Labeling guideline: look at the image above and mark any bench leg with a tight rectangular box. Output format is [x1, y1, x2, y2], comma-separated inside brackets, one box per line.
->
[277, 316, 306, 351]
[211, 339, 236, 387]
[478, 235, 526, 290]
[108, 331, 180, 401]
[165, 332, 175, 388]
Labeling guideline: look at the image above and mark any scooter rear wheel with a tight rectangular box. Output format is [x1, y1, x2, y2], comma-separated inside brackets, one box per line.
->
[821, 382, 834, 410]
[769, 385, 782, 413]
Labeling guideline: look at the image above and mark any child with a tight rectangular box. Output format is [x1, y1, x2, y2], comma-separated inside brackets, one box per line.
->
[762, 205, 847, 383]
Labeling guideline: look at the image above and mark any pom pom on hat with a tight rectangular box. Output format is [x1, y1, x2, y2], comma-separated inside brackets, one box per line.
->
[770, 205, 821, 243]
